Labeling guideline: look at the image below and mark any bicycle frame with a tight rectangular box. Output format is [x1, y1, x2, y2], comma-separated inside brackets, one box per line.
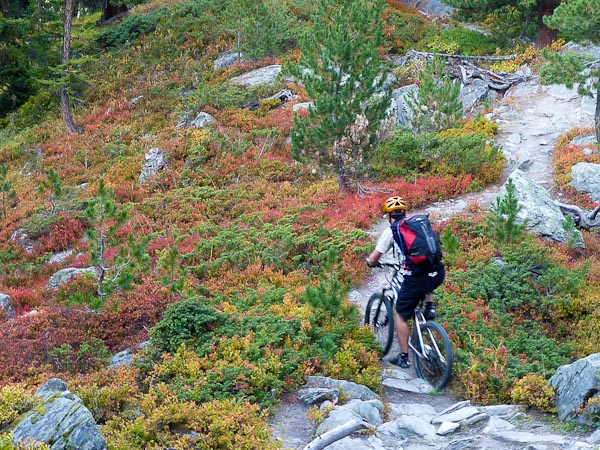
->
[364, 261, 453, 389]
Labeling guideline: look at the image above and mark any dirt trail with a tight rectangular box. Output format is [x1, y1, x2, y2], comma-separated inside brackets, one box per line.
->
[270, 76, 596, 450]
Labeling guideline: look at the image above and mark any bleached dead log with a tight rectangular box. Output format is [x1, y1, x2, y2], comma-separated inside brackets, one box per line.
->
[404, 49, 529, 90]
[406, 48, 517, 61]
[557, 202, 600, 230]
[302, 420, 373, 450]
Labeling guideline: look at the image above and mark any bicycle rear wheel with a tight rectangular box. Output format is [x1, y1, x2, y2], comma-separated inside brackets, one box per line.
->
[413, 321, 453, 390]
[364, 293, 394, 356]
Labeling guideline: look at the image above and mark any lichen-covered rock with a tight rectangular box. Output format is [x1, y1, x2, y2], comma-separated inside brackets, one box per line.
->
[570, 162, 600, 201]
[139, 147, 168, 184]
[12, 378, 107, 450]
[46, 267, 96, 290]
[498, 169, 584, 247]
[550, 353, 600, 425]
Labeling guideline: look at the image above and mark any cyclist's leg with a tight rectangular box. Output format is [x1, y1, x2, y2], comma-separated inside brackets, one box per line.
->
[394, 276, 422, 354]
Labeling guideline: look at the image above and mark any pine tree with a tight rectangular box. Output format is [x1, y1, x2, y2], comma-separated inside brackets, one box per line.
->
[405, 57, 462, 158]
[286, 0, 391, 192]
[487, 178, 528, 245]
[444, 0, 559, 42]
[541, 0, 600, 144]
[84, 179, 149, 299]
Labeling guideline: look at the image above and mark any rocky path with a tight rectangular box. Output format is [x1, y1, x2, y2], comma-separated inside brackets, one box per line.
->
[269, 77, 597, 449]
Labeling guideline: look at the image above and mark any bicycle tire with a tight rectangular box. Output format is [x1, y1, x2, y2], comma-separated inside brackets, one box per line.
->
[364, 293, 394, 356]
[413, 321, 453, 390]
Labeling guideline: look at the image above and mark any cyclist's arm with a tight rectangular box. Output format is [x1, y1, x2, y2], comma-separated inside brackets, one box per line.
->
[366, 228, 395, 267]
[366, 250, 383, 267]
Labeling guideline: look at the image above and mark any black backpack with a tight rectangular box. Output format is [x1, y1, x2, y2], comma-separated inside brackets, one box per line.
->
[391, 214, 443, 273]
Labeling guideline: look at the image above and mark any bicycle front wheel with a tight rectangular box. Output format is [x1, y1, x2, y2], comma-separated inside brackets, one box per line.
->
[413, 321, 453, 390]
[364, 293, 394, 356]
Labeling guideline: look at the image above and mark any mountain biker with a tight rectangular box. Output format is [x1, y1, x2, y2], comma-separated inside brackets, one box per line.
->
[365, 196, 445, 369]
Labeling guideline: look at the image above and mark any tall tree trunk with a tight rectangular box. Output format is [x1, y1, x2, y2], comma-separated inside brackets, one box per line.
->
[594, 81, 600, 145]
[536, 0, 559, 47]
[61, 0, 83, 134]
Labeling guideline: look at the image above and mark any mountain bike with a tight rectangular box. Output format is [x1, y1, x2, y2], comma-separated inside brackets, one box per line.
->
[364, 262, 453, 390]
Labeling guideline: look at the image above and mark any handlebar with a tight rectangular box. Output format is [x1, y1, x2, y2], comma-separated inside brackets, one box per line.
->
[374, 262, 402, 269]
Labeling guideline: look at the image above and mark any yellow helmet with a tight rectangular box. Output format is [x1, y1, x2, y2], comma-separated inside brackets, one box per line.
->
[382, 196, 407, 214]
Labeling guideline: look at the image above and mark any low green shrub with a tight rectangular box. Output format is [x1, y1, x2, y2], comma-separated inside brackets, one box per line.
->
[150, 296, 225, 354]
[97, 11, 164, 47]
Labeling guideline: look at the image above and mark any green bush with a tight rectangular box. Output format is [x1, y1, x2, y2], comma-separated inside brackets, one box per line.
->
[97, 11, 164, 47]
[369, 130, 423, 178]
[424, 25, 501, 55]
[150, 296, 225, 354]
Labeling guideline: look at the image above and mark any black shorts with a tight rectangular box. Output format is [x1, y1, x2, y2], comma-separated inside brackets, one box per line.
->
[395, 263, 445, 320]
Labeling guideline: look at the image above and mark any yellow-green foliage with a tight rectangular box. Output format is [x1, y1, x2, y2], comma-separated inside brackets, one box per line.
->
[322, 339, 382, 392]
[0, 433, 51, 450]
[490, 45, 540, 73]
[511, 374, 557, 413]
[103, 384, 278, 450]
[0, 385, 34, 430]
[72, 367, 142, 424]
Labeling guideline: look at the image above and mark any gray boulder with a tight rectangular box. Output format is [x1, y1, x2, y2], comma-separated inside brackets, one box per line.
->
[562, 42, 600, 60]
[12, 378, 107, 450]
[570, 162, 600, 201]
[550, 353, 600, 424]
[316, 399, 384, 435]
[139, 147, 168, 184]
[47, 249, 75, 265]
[569, 134, 597, 149]
[213, 50, 247, 71]
[10, 229, 33, 253]
[460, 78, 489, 113]
[389, 84, 418, 128]
[176, 111, 216, 129]
[46, 267, 96, 290]
[497, 169, 584, 247]
[0, 293, 15, 320]
[230, 65, 283, 87]
[305, 376, 379, 401]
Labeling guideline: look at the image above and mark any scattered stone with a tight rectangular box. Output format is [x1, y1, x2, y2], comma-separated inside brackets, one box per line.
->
[230, 65, 283, 87]
[482, 415, 516, 433]
[316, 399, 383, 435]
[0, 293, 15, 320]
[293, 101, 314, 112]
[298, 387, 340, 405]
[176, 111, 216, 129]
[569, 134, 597, 148]
[304, 376, 379, 401]
[570, 162, 600, 201]
[213, 50, 247, 71]
[139, 147, 168, 184]
[10, 229, 33, 253]
[47, 249, 75, 265]
[550, 353, 600, 424]
[431, 405, 483, 424]
[437, 421, 460, 435]
[46, 267, 96, 290]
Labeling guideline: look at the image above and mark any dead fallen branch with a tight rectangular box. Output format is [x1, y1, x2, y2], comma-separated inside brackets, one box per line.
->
[557, 202, 600, 230]
[405, 49, 529, 90]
